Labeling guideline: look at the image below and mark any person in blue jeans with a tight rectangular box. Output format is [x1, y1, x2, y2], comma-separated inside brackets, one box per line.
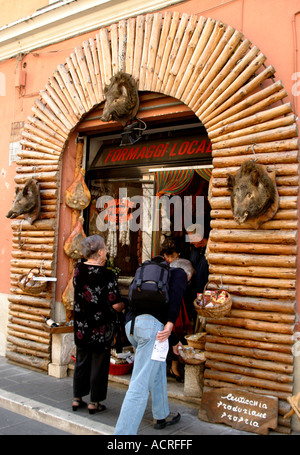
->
[114, 265, 187, 435]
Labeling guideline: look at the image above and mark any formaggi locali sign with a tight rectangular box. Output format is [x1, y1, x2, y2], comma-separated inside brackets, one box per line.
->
[95, 134, 212, 167]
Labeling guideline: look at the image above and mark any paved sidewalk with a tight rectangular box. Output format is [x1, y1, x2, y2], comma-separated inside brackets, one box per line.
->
[0, 356, 295, 437]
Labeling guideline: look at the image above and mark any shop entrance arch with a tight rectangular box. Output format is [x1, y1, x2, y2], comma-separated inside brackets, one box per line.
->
[7, 12, 299, 431]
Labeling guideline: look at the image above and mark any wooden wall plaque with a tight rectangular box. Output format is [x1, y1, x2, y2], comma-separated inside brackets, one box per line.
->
[199, 388, 278, 435]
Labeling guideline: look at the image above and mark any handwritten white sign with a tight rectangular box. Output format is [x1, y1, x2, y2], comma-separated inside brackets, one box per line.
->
[199, 388, 278, 434]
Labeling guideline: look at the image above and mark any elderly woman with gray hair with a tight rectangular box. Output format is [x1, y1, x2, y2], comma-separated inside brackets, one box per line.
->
[72, 235, 124, 414]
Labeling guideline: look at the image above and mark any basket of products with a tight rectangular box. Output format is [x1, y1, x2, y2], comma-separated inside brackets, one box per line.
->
[193, 281, 232, 318]
[178, 346, 206, 365]
[109, 348, 134, 376]
[185, 332, 206, 350]
[18, 267, 47, 295]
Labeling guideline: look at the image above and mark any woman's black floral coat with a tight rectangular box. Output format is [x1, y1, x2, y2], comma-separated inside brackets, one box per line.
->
[73, 263, 120, 349]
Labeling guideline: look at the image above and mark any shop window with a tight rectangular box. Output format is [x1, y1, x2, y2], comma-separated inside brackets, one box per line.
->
[88, 175, 154, 276]
[85, 121, 212, 277]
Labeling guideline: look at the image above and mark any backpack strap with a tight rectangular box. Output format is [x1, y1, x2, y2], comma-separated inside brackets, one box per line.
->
[136, 264, 144, 290]
[130, 314, 136, 336]
[157, 266, 165, 292]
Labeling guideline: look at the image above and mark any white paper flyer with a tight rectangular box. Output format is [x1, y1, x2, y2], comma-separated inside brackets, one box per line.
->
[151, 339, 169, 362]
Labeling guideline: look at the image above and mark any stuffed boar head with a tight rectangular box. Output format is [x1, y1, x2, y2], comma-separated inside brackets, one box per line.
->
[227, 160, 276, 225]
[6, 179, 41, 225]
[101, 71, 139, 127]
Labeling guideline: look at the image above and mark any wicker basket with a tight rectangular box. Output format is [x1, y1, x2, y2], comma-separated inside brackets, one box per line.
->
[178, 346, 205, 365]
[193, 282, 232, 318]
[185, 332, 206, 349]
[18, 267, 47, 295]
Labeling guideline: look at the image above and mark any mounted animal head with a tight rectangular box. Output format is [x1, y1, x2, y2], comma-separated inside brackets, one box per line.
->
[101, 71, 139, 127]
[227, 160, 276, 225]
[6, 179, 41, 225]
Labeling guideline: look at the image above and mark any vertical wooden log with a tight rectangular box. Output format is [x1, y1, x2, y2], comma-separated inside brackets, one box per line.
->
[99, 27, 112, 85]
[151, 11, 172, 91]
[194, 37, 252, 112]
[188, 26, 238, 109]
[89, 37, 103, 101]
[110, 23, 119, 75]
[139, 14, 154, 89]
[155, 11, 181, 92]
[47, 79, 79, 125]
[118, 20, 127, 73]
[63, 58, 88, 113]
[161, 13, 190, 93]
[132, 15, 145, 82]
[184, 20, 226, 105]
[83, 40, 100, 104]
[126, 17, 136, 75]
[144, 13, 163, 91]
[165, 14, 198, 95]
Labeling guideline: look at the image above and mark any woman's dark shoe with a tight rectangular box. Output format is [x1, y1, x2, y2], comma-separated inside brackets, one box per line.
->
[88, 402, 107, 414]
[168, 369, 184, 383]
[72, 398, 87, 411]
[154, 412, 181, 429]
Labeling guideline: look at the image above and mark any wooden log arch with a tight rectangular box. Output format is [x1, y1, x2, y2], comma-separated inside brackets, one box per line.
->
[6, 12, 299, 432]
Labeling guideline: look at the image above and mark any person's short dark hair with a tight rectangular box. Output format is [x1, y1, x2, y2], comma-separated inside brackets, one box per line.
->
[160, 236, 181, 256]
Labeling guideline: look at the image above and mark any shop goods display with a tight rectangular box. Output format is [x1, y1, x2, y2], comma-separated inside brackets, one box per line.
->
[63, 216, 86, 259]
[178, 345, 206, 365]
[194, 282, 232, 318]
[6, 179, 41, 225]
[185, 332, 206, 349]
[101, 71, 139, 127]
[109, 347, 134, 375]
[227, 159, 279, 228]
[65, 168, 91, 210]
[18, 266, 47, 295]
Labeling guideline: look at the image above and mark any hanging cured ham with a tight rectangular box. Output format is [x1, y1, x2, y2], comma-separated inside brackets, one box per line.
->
[65, 168, 91, 210]
[63, 216, 86, 259]
[62, 274, 74, 310]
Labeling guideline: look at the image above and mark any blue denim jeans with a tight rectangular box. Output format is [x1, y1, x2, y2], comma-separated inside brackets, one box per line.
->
[114, 314, 170, 435]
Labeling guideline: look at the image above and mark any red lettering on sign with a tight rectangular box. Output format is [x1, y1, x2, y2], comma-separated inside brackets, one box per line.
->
[104, 149, 115, 163]
[127, 147, 139, 160]
[117, 148, 128, 161]
[153, 143, 164, 157]
[170, 143, 177, 156]
[178, 141, 189, 155]
[111, 149, 121, 161]
[187, 140, 198, 154]
[136, 146, 147, 160]
[195, 140, 207, 154]
[145, 144, 156, 159]
[160, 143, 169, 157]
[100, 137, 211, 165]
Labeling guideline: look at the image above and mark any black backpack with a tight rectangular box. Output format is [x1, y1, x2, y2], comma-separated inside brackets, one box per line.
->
[128, 257, 170, 334]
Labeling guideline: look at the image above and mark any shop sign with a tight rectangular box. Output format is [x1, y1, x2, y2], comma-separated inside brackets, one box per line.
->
[199, 388, 278, 435]
[95, 134, 211, 167]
